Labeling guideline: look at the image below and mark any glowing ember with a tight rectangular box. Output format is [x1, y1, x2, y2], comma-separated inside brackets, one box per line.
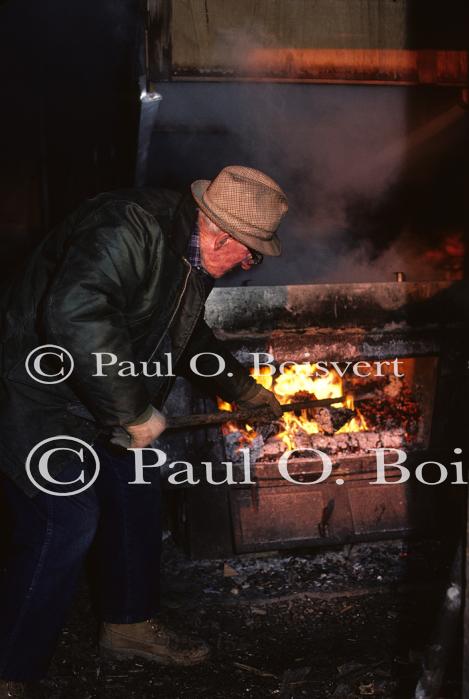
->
[218, 363, 368, 450]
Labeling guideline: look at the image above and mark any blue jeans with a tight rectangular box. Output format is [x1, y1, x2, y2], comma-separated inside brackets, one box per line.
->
[0, 441, 161, 681]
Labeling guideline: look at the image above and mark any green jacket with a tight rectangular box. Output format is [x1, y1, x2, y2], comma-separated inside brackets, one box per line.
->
[0, 188, 253, 496]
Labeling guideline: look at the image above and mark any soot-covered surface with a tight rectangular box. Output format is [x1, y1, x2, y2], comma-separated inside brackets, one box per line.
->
[39, 538, 461, 698]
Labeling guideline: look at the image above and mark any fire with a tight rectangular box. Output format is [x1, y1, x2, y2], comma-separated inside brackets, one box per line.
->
[336, 393, 368, 433]
[218, 363, 368, 449]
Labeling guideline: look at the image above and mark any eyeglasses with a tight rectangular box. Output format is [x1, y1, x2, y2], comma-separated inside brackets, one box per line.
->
[219, 233, 264, 267]
[245, 249, 264, 266]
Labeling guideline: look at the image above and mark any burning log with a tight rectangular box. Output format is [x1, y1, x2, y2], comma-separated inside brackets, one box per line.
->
[166, 396, 345, 431]
[313, 407, 355, 435]
[357, 385, 420, 440]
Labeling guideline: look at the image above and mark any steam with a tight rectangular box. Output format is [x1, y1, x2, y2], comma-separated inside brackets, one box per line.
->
[315, 233, 462, 284]
[154, 64, 467, 286]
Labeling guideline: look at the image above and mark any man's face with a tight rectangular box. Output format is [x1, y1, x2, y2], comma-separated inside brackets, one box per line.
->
[198, 211, 262, 278]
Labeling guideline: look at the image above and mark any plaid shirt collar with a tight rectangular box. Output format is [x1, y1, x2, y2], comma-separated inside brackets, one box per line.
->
[187, 217, 214, 296]
[187, 218, 203, 270]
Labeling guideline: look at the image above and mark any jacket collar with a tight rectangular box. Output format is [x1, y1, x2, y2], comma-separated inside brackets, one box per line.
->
[169, 191, 198, 257]
[102, 188, 198, 258]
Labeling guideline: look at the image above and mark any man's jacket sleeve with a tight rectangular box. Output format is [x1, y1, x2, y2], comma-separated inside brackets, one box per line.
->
[176, 316, 256, 402]
[42, 202, 155, 427]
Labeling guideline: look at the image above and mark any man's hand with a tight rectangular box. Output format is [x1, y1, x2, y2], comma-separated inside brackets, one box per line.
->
[110, 406, 167, 449]
[235, 383, 283, 418]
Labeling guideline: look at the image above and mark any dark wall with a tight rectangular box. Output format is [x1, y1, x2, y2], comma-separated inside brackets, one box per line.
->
[0, 0, 140, 267]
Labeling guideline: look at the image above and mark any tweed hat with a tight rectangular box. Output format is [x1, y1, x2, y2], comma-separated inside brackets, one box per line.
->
[191, 165, 288, 256]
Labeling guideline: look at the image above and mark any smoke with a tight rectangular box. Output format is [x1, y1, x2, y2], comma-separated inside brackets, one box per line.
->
[315, 232, 463, 284]
[150, 50, 468, 286]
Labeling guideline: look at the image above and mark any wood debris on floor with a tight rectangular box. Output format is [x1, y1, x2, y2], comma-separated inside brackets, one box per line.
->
[42, 538, 461, 698]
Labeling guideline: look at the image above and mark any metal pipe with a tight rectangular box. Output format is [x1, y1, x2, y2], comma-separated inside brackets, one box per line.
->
[134, 90, 162, 187]
[165, 396, 345, 430]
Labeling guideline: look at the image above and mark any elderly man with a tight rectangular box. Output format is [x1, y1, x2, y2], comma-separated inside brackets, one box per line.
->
[0, 165, 288, 695]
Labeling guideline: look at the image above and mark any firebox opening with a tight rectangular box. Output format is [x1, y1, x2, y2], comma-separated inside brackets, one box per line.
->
[219, 356, 437, 464]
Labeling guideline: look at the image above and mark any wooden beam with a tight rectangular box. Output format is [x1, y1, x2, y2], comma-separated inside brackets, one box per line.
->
[172, 48, 468, 86]
[149, 0, 468, 86]
[147, 0, 172, 82]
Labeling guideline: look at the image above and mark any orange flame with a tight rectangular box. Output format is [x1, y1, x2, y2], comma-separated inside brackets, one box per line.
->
[218, 363, 368, 449]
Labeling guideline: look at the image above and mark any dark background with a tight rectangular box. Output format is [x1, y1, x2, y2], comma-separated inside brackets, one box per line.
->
[0, 0, 141, 267]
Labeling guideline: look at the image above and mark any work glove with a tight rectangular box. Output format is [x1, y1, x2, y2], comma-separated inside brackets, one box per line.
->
[110, 405, 167, 449]
[235, 382, 283, 419]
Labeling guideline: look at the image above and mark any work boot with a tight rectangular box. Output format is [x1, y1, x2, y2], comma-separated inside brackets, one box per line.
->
[99, 619, 210, 666]
[0, 680, 37, 698]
